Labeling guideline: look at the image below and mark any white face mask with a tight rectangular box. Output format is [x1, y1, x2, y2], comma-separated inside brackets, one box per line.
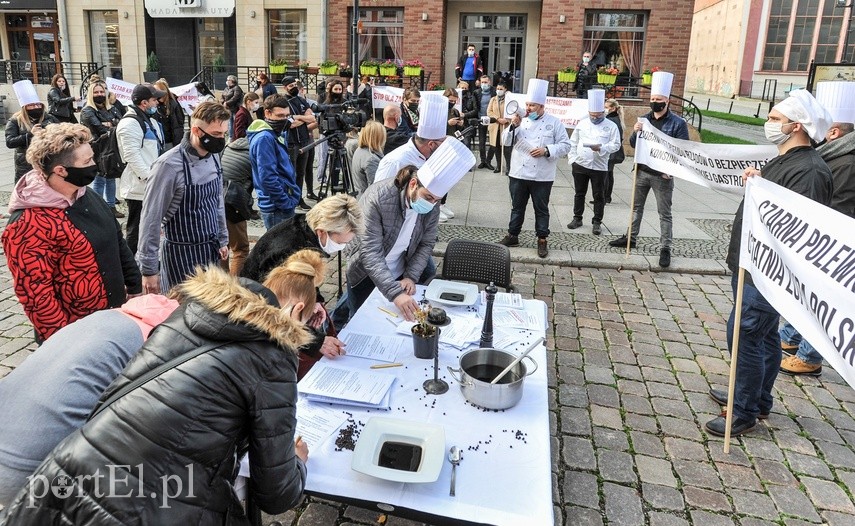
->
[251, 103, 260, 112]
[467, 50, 475, 57]
[496, 89, 506, 97]
[764, 121, 792, 145]
[582, 57, 591, 63]
[320, 232, 348, 254]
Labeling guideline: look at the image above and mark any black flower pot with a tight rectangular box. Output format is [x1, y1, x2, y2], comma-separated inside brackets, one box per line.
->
[412, 326, 440, 359]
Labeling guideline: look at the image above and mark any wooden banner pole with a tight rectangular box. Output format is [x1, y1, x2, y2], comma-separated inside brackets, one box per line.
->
[625, 163, 639, 258]
[724, 267, 746, 453]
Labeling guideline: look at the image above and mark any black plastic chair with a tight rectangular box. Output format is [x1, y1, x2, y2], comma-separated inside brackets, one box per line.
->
[441, 239, 515, 292]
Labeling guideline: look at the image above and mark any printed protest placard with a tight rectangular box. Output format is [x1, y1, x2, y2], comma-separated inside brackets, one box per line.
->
[634, 120, 777, 195]
[740, 177, 855, 389]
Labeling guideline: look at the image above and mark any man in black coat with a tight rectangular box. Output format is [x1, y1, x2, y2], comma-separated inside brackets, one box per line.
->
[574, 51, 598, 99]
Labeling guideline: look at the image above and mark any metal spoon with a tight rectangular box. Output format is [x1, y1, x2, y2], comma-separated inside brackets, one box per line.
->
[448, 446, 460, 497]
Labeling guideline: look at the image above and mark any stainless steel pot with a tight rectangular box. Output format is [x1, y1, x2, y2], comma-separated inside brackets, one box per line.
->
[446, 348, 538, 410]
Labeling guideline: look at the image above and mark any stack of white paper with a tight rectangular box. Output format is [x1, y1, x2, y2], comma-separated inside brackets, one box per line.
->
[300, 363, 397, 409]
[339, 332, 404, 363]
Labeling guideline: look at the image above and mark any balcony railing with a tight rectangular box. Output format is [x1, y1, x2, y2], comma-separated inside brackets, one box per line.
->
[0, 60, 101, 89]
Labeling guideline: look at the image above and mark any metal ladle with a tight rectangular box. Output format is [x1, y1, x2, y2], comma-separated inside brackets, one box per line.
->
[448, 446, 460, 496]
[490, 337, 545, 385]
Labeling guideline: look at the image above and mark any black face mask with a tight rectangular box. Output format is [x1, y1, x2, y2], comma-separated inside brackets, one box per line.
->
[650, 101, 667, 113]
[63, 165, 99, 187]
[199, 130, 226, 154]
[448, 102, 455, 110]
[266, 118, 291, 134]
[287, 87, 299, 97]
[26, 108, 44, 121]
[408, 102, 419, 112]
[93, 95, 107, 105]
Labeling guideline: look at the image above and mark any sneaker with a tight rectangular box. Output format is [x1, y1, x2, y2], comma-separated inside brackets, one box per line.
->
[780, 355, 822, 377]
[440, 204, 455, 219]
[498, 234, 519, 247]
[608, 235, 637, 248]
[567, 218, 583, 229]
[704, 413, 757, 437]
[659, 248, 671, 267]
[438, 211, 449, 223]
[592, 223, 602, 236]
[781, 340, 799, 356]
[111, 207, 125, 219]
[537, 238, 548, 258]
[708, 388, 768, 419]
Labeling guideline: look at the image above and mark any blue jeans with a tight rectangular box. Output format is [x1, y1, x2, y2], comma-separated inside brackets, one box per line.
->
[508, 177, 553, 238]
[261, 208, 295, 230]
[727, 273, 781, 421]
[630, 170, 674, 249]
[779, 322, 823, 364]
[331, 259, 437, 329]
[91, 176, 117, 207]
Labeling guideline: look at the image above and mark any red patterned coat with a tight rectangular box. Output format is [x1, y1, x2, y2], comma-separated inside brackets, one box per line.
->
[3, 171, 142, 342]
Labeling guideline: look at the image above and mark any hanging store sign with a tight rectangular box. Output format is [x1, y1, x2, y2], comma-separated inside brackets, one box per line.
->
[145, 0, 235, 18]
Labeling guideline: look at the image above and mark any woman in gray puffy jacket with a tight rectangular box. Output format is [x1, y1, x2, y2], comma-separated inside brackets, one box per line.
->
[0, 252, 324, 525]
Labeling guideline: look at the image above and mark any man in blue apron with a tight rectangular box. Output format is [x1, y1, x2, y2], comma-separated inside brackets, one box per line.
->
[137, 102, 231, 293]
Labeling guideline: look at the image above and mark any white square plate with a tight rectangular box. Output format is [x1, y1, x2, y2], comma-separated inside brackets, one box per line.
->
[425, 279, 479, 307]
[351, 417, 446, 483]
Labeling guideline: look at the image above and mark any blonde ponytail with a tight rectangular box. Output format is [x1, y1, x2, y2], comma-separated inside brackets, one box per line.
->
[263, 249, 326, 310]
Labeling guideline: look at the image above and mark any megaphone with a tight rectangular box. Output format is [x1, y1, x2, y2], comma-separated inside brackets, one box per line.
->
[506, 100, 526, 118]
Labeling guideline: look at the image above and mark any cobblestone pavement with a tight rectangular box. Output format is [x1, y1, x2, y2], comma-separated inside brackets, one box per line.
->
[2, 244, 855, 525]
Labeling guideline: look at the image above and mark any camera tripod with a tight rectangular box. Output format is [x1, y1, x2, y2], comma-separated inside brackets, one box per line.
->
[302, 130, 356, 200]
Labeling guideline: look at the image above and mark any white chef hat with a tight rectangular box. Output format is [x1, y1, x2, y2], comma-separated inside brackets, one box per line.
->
[650, 71, 674, 98]
[773, 89, 833, 143]
[815, 81, 855, 125]
[417, 138, 476, 197]
[526, 78, 548, 105]
[416, 93, 449, 141]
[13, 80, 41, 106]
[588, 89, 605, 113]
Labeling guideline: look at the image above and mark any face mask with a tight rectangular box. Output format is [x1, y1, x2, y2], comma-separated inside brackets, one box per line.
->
[397, 116, 403, 127]
[468, 51, 475, 57]
[764, 121, 792, 145]
[583, 57, 590, 63]
[408, 102, 419, 112]
[266, 118, 290, 134]
[62, 165, 99, 187]
[482, 84, 490, 91]
[591, 116, 605, 125]
[251, 102, 260, 112]
[198, 130, 226, 154]
[320, 232, 347, 254]
[145, 105, 158, 116]
[287, 87, 299, 97]
[26, 108, 44, 121]
[496, 89, 506, 97]
[650, 101, 667, 113]
[411, 196, 435, 215]
[527, 112, 539, 121]
[448, 102, 455, 110]
[93, 95, 107, 105]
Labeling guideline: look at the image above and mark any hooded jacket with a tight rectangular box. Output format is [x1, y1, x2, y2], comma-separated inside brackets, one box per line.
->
[117, 106, 164, 201]
[818, 130, 855, 218]
[2, 171, 141, 342]
[248, 119, 300, 213]
[0, 268, 312, 525]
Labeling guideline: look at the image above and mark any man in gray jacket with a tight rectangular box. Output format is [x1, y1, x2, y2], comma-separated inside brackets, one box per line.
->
[332, 139, 475, 326]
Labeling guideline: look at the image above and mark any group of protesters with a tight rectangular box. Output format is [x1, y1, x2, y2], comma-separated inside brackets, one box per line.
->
[1, 45, 854, 522]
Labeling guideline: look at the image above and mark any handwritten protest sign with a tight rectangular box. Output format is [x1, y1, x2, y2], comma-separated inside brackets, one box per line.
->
[740, 177, 855, 389]
[634, 120, 777, 195]
[105, 77, 136, 107]
[372, 86, 462, 113]
[107, 77, 201, 114]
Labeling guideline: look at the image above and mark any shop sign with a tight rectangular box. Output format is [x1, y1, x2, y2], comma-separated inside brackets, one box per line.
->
[145, 0, 235, 18]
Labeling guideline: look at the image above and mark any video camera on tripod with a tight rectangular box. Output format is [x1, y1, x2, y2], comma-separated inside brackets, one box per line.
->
[309, 98, 371, 136]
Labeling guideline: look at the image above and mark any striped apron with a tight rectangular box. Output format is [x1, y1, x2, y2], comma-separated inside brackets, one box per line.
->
[161, 150, 223, 290]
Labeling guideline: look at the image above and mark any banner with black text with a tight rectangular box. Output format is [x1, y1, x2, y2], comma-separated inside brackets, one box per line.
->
[740, 177, 855, 390]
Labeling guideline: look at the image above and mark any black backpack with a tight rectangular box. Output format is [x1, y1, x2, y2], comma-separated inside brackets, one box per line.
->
[98, 114, 147, 179]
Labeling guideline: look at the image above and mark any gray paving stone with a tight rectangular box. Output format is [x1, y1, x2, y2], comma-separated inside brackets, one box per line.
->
[587, 384, 620, 408]
[767, 485, 823, 522]
[820, 511, 855, 526]
[688, 510, 736, 526]
[664, 437, 708, 462]
[648, 511, 689, 526]
[598, 450, 637, 486]
[295, 503, 339, 525]
[625, 413, 659, 434]
[562, 436, 596, 470]
[804, 385, 843, 409]
[670, 357, 701, 374]
[584, 365, 616, 385]
[797, 416, 844, 444]
[672, 459, 722, 490]
[651, 398, 694, 420]
[728, 488, 779, 520]
[563, 506, 604, 526]
[657, 416, 704, 441]
[642, 482, 685, 511]
[774, 430, 817, 455]
[0, 348, 30, 368]
[635, 455, 677, 487]
[676, 372, 709, 393]
[737, 518, 778, 526]
[558, 384, 589, 408]
[783, 397, 825, 420]
[590, 404, 623, 430]
[561, 407, 592, 437]
[621, 393, 654, 415]
[784, 449, 834, 480]
[742, 437, 785, 461]
[564, 471, 600, 509]
[602, 482, 644, 526]
[753, 458, 800, 486]
[683, 485, 732, 513]
[617, 379, 649, 397]
[592, 427, 629, 452]
[708, 442, 752, 467]
[800, 476, 855, 514]
[820, 408, 855, 432]
[716, 462, 763, 492]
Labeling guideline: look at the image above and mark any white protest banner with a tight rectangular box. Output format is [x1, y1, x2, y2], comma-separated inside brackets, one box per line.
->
[105, 77, 136, 107]
[371, 86, 462, 114]
[503, 92, 588, 129]
[740, 176, 855, 390]
[170, 82, 201, 114]
[634, 120, 777, 195]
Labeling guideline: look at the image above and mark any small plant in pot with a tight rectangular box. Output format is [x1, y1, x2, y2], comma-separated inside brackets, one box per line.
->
[411, 303, 440, 359]
[144, 52, 160, 83]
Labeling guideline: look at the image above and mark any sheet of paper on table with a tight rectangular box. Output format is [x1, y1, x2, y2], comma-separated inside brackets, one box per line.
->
[480, 290, 523, 309]
[491, 307, 545, 331]
[339, 332, 404, 363]
[300, 362, 396, 409]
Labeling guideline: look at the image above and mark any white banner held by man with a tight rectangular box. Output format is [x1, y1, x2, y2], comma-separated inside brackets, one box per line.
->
[503, 92, 588, 129]
[106, 77, 201, 114]
[634, 120, 777, 195]
[740, 176, 855, 390]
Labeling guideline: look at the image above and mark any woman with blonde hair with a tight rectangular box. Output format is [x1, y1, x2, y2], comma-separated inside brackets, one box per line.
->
[1, 251, 321, 523]
[603, 98, 626, 204]
[351, 121, 387, 194]
[81, 81, 126, 216]
[2, 123, 141, 342]
[242, 193, 363, 377]
[5, 81, 59, 182]
[153, 78, 186, 149]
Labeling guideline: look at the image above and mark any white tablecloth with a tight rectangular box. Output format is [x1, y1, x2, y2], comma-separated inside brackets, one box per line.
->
[241, 286, 553, 526]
